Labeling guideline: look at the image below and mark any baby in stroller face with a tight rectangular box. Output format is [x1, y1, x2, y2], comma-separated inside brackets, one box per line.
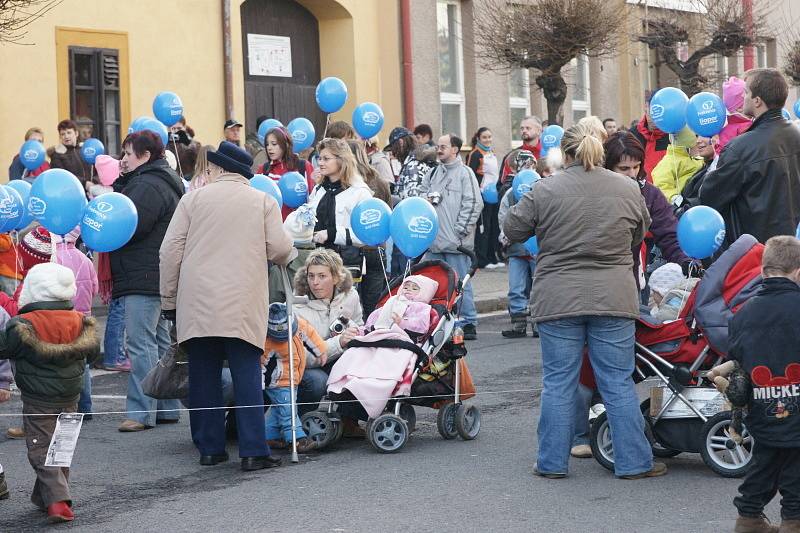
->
[365, 275, 439, 339]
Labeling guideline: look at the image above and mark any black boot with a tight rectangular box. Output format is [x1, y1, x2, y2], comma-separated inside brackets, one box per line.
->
[502, 314, 528, 338]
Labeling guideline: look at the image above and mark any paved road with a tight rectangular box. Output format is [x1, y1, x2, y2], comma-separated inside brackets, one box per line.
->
[0, 313, 776, 532]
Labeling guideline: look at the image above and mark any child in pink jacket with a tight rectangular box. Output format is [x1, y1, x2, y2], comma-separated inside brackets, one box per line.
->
[365, 275, 439, 338]
[717, 76, 752, 155]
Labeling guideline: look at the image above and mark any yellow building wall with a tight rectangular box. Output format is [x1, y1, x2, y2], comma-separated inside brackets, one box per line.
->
[0, 0, 402, 173]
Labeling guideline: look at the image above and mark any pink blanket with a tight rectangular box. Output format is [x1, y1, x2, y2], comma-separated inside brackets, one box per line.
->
[327, 326, 419, 418]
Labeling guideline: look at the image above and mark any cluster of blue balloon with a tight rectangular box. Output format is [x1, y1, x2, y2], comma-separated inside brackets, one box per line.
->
[249, 172, 308, 209]
[349, 197, 438, 258]
[126, 91, 185, 147]
[649, 87, 727, 137]
[540, 125, 564, 156]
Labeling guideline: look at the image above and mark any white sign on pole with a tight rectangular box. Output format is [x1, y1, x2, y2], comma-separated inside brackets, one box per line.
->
[247, 34, 292, 77]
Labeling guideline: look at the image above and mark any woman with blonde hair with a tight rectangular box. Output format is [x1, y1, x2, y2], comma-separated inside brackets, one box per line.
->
[503, 121, 660, 480]
[189, 145, 215, 191]
[346, 140, 391, 205]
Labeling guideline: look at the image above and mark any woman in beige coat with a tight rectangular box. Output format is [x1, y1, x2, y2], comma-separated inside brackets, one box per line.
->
[160, 141, 294, 471]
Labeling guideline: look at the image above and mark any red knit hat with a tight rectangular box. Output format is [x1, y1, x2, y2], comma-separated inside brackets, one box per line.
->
[19, 226, 52, 271]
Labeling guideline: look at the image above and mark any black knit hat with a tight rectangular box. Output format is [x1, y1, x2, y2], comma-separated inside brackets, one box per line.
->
[207, 141, 254, 178]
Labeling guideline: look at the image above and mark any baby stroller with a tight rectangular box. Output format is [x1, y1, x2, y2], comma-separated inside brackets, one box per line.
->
[589, 235, 764, 478]
[301, 247, 481, 453]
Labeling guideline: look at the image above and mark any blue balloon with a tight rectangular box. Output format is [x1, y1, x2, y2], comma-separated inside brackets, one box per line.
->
[649, 87, 689, 134]
[19, 140, 46, 171]
[783, 108, 792, 121]
[80, 192, 138, 252]
[316, 77, 348, 114]
[512, 169, 540, 201]
[278, 171, 308, 208]
[524, 236, 539, 256]
[352, 102, 384, 139]
[257, 119, 284, 145]
[287, 118, 315, 152]
[135, 117, 169, 146]
[128, 116, 149, 135]
[250, 174, 283, 208]
[0, 186, 24, 233]
[541, 125, 564, 149]
[795, 101, 800, 119]
[152, 91, 184, 127]
[482, 185, 498, 204]
[7, 180, 33, 231]
[796, 220, 800, 239]
[350, 198, 391, 246]
[28, 169, 87, 235]
[677, 205, 726, 259]
[390, 197, 438, 258]
[80, 138, 105, 165]
[686, 92, 726, 137]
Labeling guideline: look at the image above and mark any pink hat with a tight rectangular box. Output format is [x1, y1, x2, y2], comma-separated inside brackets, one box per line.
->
[401, 275, 439, 304]
[723, 76, 746, 113]
[95, 154, 120, 186]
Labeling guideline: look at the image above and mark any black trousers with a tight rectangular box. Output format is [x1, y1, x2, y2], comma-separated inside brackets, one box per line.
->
[359, 248, 389, 320]
[475, 203, 500, 267]
[734, 444, 800, 520]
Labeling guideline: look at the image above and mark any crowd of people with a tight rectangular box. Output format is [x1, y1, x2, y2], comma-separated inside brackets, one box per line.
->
[0, 67, 799, 530]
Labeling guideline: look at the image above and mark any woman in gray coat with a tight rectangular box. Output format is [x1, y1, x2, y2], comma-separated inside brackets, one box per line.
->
[503, 122, 662, 480]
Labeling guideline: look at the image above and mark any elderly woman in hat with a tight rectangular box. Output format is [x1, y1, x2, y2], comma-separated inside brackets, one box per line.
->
[160, 141, 295, 471]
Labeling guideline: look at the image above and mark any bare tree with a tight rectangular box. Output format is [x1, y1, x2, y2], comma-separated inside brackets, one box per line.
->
[784, 38, 800, 86]
[475, 0, 623, 125]
[636, 0, 767, 96]
[0, 0, 60, 44]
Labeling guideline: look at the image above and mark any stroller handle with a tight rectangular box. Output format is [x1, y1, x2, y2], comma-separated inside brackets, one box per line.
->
[457, 246, 479, 278]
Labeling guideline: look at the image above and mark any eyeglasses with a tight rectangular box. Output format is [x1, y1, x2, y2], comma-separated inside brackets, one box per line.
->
[436, 145, 453, 151]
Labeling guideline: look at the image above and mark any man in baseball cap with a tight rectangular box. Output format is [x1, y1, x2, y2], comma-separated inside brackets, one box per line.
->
[223, 119, 244, 146]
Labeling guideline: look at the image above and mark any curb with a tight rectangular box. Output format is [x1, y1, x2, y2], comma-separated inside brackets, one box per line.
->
[475, 296, 507, 314]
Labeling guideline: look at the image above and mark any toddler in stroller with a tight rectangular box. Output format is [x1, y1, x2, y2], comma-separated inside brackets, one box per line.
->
[301, 258, 479, 453]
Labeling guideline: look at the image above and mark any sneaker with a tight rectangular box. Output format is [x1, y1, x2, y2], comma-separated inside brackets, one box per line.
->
[101, 360, 131, 372]
[533, 462, 566, 479]
[0, 472, 9, 500]
[118, 419, 150, 432]
[619, 462, 668, 480]
[462, 324, 477, 340]
[570, 444, 593, 458]
[734, 514, 779, 533]
[47, 501, 74, 523]
[502, 321, 527, 338]
[588, 403, 606, 422]
[485, 263, 497, 270]
[6, 427, 24, 439]
[494, 262, 505, 268]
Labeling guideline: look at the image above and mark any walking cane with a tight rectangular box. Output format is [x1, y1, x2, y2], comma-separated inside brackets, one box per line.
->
[280, 266, 300, 464]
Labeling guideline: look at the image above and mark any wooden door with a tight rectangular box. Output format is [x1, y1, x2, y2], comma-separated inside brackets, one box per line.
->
[240, 0, 326, 142]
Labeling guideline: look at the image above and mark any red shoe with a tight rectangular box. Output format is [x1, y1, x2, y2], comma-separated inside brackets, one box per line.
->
[47, 501, 74, 523]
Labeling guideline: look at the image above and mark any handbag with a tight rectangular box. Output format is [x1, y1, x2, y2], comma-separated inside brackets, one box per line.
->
[141, 323, 189, 400]
[337, 244, 364, 283]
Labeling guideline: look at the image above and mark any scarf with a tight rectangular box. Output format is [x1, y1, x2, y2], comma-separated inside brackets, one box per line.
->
[314, 179, 343, 246]
[97, 252, 113, 304]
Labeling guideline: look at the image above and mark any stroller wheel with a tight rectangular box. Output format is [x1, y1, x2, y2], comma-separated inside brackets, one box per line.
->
[367, 414, 409, 454]
[589, 412, 615, 472]
[437, 403, 458, 440]
[639, 399, 681, 458]
[301, 411, 335, 450]
[398, 403, 417, 433]
[455, 404, 481, 440]
[700, 411, 753, 478]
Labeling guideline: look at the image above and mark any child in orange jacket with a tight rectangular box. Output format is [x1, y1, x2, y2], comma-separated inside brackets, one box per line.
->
[263, 303, 326, 453]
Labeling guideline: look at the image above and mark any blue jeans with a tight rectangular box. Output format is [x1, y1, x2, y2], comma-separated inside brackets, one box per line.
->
[265, 387, 307, 442]
[78, 364, 92, 413]
[572, 383, 594, 447]
[537, 316, 652, 476]
[123, 294, 181, 426]
[298, 368, 328, 415]
[423, 252, 477, 326]
[507, 256, 535, 316]
[103, 297, 127, 366]
[185, 337, 270, 458]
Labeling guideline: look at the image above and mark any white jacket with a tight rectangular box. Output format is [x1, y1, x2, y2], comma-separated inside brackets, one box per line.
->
[308, 176, 373, 247]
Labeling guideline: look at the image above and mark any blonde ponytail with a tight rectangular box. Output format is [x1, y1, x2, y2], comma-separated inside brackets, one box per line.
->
[561, 122, 605, 171]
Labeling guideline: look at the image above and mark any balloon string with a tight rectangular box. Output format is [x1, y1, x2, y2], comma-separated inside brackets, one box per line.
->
[322, 114, 331, 140]
[173, 137, 184, 180]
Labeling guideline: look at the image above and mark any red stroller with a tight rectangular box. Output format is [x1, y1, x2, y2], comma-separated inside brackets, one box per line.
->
[589, 235, 764, 477]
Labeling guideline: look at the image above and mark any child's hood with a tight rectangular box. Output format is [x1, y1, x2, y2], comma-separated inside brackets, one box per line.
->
[402, 275, 439, 304]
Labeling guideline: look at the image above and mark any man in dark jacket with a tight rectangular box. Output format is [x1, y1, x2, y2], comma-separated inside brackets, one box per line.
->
[700, 68, 800, 248]
[727, 236, 800, 533]
[113, 130, 185, 432]
[47, 120, 91, 187]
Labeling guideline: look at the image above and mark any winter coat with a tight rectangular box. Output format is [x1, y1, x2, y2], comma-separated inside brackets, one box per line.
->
[160, 173, 295, 350]
[396, 147, 437, 200]
[9, 155, 49, 182]
[262, 317, 326, 388]
[365, 298, 432, 335]
[498, 188, 530, 258]
[260, 159, 316, 220]
[652, 277, 699, 323]
[700, 108, 800, 248]
[717, 113, 752, 155]
[729, 277, 800, 447]
[652, 146, 705, 203]
[466, 146, 500, 189]
[268, 242, 315, 304]
[631, 115, 669, 183]
[293, 266, 364, 367]
[48, 144, 91, 185]
[503, 162, 651, 322]
[0, 301, 99, 406]
[368, 150, 395, 186]
[308, 176, 373, 248]
[0, 234, 22, 282]
[53, 241, 98, 316]
[110, 159, 184, 298]
[500, 142, 541, 183]
[418, 160, 483, 254]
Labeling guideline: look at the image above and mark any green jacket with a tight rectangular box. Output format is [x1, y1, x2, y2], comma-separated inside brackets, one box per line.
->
[1, 301, 100, 405]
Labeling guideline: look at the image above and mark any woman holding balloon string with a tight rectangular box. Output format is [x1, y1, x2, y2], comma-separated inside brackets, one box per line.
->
[468, 127, 503, 269]
[257, 127, 315, 220]
[9, 127, 49, 182]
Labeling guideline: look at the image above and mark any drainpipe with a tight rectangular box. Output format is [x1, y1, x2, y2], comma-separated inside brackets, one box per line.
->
[222, 0, 234, 120]
[401, 0, 415, 128]
[743, 0, 754, 71]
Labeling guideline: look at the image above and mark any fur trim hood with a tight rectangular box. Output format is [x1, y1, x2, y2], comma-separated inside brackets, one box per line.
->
[293, 263, 354, 298]
[15, 316, 98, 362]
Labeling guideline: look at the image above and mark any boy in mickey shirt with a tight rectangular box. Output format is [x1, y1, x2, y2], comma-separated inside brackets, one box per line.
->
[728, 236, 800, 533]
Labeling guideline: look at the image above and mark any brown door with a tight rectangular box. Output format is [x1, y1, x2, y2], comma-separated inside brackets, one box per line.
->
[240, 0, 326, 142]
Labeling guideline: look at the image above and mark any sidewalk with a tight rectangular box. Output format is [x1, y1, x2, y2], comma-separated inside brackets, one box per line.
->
[470, 265, 510, 314]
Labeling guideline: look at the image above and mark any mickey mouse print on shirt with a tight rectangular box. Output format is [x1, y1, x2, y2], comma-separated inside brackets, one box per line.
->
[751, 363, 800, 419]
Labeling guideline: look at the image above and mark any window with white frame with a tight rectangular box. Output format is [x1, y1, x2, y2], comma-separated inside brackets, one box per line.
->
[437, 0, 465, 138]
[571, 55, 590, 123]
[756, 44, 767, 68]
[509, 68, 530, 145]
